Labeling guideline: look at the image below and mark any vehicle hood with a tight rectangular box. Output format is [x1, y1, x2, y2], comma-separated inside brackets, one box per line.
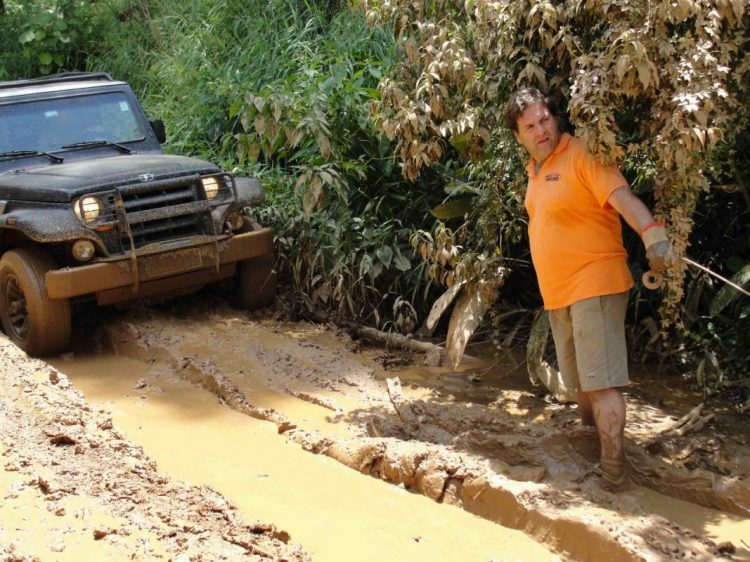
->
[0, 154, 220, 203]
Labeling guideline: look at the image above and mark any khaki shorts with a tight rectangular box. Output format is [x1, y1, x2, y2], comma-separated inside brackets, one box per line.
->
[548, 292, 629, 392]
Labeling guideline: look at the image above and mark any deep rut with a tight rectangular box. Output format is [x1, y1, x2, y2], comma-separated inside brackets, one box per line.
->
[70, 298, 749, 562]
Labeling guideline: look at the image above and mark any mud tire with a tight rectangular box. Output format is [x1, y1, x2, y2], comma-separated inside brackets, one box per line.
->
[233, 253, 276, 310]
[0, 248, 71, 356]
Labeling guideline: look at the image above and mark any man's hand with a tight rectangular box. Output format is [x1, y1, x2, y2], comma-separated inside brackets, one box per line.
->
[641, 224, 674, 273]
[646, 240, 674, 273]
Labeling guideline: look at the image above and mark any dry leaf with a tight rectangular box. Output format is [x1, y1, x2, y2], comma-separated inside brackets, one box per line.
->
[426, 280, 466, 331]
[444, 287, 493, 370]
[526, 310, 576, 403]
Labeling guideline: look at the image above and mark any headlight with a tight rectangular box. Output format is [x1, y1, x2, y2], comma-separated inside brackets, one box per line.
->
[72, 240, 95, 262]
[73, 196, 103, 224]
[201, 176, 220, 199]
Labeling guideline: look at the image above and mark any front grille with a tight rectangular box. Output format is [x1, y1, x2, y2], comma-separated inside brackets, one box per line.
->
[118, 179, 205, 248]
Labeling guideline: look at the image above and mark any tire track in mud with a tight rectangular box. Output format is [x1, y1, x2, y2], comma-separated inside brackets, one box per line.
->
[99, 301, 745, 562]
[0, 338, 309, 562]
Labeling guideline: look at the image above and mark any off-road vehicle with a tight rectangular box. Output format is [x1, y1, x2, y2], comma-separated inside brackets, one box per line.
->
[0, 72, 275, 356]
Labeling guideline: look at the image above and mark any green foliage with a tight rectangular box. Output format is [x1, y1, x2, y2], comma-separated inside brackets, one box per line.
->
[252, 175, 430, 325]
[0, 0, 114, 77]
[4, 0, 747, 395]
[680, 186, 750, 398]
[84, 1, 158, 96]
[224, 6, 444, 324]
[84, 0, 446, 327]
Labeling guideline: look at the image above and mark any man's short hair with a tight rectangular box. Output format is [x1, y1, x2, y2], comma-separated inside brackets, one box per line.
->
[504, 87, 557, 132]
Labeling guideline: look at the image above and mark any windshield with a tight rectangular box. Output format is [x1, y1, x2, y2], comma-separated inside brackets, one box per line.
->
[0, 91, 145, 153]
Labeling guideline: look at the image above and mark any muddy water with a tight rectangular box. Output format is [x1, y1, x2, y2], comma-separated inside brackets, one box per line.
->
[389, 352, 750, 561]
[52, 353, 555, 562]
[633, 489, 750, 560]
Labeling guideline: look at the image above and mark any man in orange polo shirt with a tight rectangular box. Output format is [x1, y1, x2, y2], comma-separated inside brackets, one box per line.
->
[504, 87, 674, 490]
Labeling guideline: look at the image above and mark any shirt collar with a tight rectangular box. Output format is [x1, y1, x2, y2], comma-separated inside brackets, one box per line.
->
[526, 133, 572, 176]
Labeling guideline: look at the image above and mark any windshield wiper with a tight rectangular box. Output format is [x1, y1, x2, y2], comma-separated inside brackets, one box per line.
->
[0, 150, 64, 164]
[61, 140, 132, 154]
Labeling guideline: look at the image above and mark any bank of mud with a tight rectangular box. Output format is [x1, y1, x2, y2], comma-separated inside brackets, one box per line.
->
[65, 296, 749, 560]
[3, 294, 749, 561]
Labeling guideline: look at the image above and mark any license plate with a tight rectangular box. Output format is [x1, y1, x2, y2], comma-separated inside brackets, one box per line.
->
[142, 248, 205, 278]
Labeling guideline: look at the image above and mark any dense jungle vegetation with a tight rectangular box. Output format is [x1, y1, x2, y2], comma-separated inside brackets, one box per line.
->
[1, 0, 748, 407]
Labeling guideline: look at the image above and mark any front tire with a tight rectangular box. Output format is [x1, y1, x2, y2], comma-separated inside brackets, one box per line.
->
[233, 253, 276, 310]
[0, 248, 71, 356]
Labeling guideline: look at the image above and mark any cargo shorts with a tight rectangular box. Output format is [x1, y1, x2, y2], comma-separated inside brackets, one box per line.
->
[548, 291, 630, 392]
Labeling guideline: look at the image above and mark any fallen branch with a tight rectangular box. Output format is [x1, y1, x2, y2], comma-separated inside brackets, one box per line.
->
[671, 405, 715, 437]
[354, 325, 445, 366]
[643, 403, 715, 451]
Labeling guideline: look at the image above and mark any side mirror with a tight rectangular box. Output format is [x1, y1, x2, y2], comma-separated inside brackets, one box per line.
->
[149, 119, 166, 144]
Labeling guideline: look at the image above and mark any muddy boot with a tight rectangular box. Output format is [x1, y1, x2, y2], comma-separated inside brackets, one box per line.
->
[597, 457, 630, 492]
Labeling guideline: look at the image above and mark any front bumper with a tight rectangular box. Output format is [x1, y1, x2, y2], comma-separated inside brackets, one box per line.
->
[45, 227, 273, 303]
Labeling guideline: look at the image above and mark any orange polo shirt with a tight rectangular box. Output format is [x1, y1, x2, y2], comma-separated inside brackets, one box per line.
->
[524, 133, 634, 310]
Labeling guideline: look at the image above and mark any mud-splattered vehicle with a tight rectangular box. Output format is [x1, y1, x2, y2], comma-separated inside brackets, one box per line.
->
[0, 72, 275, 356]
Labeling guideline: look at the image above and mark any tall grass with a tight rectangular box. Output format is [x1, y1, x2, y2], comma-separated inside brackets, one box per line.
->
[86, 0, 446, 328]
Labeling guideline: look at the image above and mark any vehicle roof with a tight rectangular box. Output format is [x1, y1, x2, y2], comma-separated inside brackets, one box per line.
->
[0, 73, 127, 100]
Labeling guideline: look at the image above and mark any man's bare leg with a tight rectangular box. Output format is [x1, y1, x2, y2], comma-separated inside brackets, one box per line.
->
[589, 387, 627, 489]
[578, 390, 595, 427]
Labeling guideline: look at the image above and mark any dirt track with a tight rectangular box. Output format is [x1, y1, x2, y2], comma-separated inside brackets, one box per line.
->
[2, 294, 749, 560]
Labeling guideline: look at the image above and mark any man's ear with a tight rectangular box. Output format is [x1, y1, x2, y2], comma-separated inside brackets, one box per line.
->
[513, 130, 519, 142]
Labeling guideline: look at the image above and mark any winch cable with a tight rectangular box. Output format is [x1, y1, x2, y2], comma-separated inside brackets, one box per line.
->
[642, 257, 750, 298]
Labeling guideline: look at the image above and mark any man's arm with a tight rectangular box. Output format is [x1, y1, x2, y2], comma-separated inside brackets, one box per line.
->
[607, 186, 655, 233]
[607, 186, 674, 273]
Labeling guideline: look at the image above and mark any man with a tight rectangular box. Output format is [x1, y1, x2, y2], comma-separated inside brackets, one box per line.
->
[504, 87, 673, 490]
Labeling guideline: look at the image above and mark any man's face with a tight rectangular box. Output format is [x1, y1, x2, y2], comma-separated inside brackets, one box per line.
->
[514, 102, 561, 163]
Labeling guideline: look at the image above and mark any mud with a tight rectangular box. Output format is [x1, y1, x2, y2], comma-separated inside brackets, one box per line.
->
[0, 337, 308, 561]
[3, 293, 750, 561]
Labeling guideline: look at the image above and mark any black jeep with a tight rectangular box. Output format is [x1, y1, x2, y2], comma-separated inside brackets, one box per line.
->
[0, 72, 275, 356]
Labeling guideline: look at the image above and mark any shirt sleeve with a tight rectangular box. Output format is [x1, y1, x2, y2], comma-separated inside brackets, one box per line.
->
[574, 145, 629, 207]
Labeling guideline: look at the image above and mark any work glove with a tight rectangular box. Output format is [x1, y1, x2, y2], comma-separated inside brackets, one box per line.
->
[641, 224, 674, 274]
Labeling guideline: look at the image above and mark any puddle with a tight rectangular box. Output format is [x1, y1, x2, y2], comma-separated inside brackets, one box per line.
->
[633, 489, 750, 560]
[51, 353, 555, 561]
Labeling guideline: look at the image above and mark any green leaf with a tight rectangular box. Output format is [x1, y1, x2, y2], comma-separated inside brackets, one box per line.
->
[38, 52, 53, 66]
[394, 254, 411, 272]
[376, 246, 393, 267]
[31, 12, 52, 26]
[430, 199, 474, 219]
[19, 30, 36, 44]
[228, 98, 243, 119]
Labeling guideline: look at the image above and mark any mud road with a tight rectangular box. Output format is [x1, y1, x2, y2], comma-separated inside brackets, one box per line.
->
[2, 293, 750, 561]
